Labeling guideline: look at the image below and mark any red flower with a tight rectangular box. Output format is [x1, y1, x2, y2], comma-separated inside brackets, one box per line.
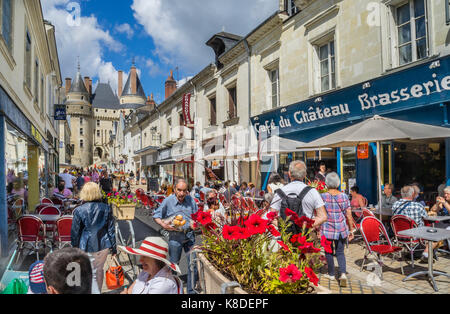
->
[244, 214, 268, 235]
[291, 234, 307, 246]
[305, 267, 319, 286]
[267, 224, 281, 237]
[294, 216, 315, 229]
[279, 264, 303, 283]
[277, 241, 291, 252]
[267, 211, 278, 221]
[234, 226, 251, 240]
[298, 242, 321, 254]
[321, 236, 333, 254]
[196, 211, 212, 226]
[285, 208, 299, 221]
[222, 225, 239, 240]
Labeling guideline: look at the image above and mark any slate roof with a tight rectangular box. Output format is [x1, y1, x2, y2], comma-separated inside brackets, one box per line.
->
[91, 83, 121, 110]
[69, 72, 89, 94]
[122, 71, 146, 99]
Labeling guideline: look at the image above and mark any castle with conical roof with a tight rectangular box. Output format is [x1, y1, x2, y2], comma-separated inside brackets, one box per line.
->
[64, 62, 153, 168]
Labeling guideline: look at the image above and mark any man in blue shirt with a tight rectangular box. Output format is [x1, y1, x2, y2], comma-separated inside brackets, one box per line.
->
[154, 179, 199, 294]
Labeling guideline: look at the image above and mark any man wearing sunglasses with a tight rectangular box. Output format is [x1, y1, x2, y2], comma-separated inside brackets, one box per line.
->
[154, 179, 199, 294]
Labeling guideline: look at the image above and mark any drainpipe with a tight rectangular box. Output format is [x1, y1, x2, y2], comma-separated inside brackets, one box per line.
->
[189, 81, 197, 182]
[243, 39, 252, 183]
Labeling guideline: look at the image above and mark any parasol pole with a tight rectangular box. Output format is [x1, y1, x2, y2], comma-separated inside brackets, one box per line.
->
[376, 141, 383, 221]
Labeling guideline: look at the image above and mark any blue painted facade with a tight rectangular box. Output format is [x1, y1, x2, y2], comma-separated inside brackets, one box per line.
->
[251, 56, 450, 204]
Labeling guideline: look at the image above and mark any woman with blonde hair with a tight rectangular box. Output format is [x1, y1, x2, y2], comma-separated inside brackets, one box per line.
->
[71, 182, 116, 294]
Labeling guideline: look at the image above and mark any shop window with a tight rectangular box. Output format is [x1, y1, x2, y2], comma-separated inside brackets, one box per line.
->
[228, 86, 237, 119]
[1, 0, 13, 52]
[24, 29, 32, 88]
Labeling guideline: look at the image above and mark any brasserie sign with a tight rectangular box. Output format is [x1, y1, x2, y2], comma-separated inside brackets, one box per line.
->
[251, 56, 450, 135]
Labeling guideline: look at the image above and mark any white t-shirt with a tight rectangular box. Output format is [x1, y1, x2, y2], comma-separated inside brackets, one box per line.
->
[131, 266, 182, 294]
[59, 173, 76, 189]
[270, 181, 325, 219]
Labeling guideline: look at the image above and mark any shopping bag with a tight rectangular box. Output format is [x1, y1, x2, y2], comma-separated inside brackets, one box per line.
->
[1, 279, 28, 295]
[105, 256, 124, 290]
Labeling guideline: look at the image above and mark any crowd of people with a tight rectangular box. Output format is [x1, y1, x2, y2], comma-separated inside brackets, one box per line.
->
[5, 158, 450, 295]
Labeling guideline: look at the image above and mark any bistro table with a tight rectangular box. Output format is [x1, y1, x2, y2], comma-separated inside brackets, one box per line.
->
[424, 216, 450, 255]
[34, 214, 62, 223]
[399, 227, 450, 292]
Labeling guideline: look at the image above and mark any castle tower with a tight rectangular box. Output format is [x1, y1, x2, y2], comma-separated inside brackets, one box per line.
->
[64, 65, 94, 167]
[119, 62, 147, 115]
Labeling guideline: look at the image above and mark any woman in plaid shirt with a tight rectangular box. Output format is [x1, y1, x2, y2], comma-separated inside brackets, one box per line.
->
[320, 172, 356, 287]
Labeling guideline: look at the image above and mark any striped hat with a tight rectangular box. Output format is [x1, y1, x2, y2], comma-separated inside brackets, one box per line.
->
[118, 237, 181, 274]
[28, 261, 47, 294]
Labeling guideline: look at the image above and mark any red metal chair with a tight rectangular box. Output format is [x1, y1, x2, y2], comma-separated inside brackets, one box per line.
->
[38, 206, 62, 233]
[360, 216, 404, 279]
[362, 208, 376, 218]
[54, 216, 73, 249]
[35, 204, 49, 214]
[391, 215, 423, 269]
[136, 189, 144, 199]
[16, 216, 46, 261]
[51, 197, 64, 206]
[41, 198, 53, 205]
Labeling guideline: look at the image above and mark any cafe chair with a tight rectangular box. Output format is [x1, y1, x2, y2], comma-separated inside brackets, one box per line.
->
[16, 216, 47, 262]
[135, 189, 144, 199]
[38, 206, 62, 234]
[360, 216, 404, 279]
[51, 197, 64, 206]
[12, 199, 25, 219]
[391, 215, 423, 269]
[35, 204, 50, 215]
[41, 198, 53, 205]
[54, 216, 73, 250]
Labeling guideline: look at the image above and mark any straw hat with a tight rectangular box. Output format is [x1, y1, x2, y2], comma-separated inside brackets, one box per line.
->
[118, 237, 181, 274]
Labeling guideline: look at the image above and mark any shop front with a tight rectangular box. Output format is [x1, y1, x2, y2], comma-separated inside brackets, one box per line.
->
[0, 87, 51, 257]
[157, 145, 194, 189]
[251, 55, 450, 204]
[136, 147, 159, 191]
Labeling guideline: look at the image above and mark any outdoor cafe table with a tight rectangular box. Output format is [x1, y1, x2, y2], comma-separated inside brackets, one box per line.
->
[424, 216, 450, 227]
[399, 227, 450, 292]
[34, 215, 61, 223]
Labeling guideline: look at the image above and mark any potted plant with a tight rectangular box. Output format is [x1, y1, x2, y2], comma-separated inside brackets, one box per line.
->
[191, 201, 331, 294]
[105, 191, 139, 221]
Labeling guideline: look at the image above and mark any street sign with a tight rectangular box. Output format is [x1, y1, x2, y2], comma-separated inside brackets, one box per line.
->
[54, 105, 67, 121]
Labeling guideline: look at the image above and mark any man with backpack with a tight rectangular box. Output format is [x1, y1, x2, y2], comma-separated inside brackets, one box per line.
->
[269, 160, 327, 235]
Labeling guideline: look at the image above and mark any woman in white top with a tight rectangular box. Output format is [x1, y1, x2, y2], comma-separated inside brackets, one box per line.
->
[267, 173, 285, 194]
[119, 237, 183, 294]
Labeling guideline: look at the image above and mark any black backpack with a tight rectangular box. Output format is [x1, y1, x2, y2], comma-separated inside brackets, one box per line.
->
[276, 186, 314, 236]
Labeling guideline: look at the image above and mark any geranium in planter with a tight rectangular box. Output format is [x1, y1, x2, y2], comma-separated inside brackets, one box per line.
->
[192, 207, 325, 294]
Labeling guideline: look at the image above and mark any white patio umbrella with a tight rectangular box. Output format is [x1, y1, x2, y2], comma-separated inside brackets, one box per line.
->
[297, 115, 450, 220]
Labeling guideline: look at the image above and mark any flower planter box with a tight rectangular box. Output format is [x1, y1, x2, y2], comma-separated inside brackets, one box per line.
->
[111, 203, 136, 221]
[196, 252, 331, 295]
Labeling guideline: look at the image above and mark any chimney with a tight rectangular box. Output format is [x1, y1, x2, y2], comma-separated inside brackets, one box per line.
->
[146, 93, 156, 110]
[165, 70, 177, 100]
[84, 77, 90, 95]
[118, 70, 123, 97]
[130, 66, 137, 95]
[89, 79, 92, 95]
[65, 78, 72, 94]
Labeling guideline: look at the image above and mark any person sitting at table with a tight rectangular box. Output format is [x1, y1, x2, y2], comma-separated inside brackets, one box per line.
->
[392, 185, 438, 262]
[350, 186, 367, 210]
[377, 184, 398, 210]
[53, 180, 73, 199]
[411, 182, 426, 206]
[430, 187, 450, 249]
[11, 179, 28, 202]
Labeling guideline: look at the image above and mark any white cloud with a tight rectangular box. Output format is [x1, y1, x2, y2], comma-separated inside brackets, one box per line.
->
[131, 0, 278, 73]
[42, 0, 124, 89]
[115, 23, 135, 39]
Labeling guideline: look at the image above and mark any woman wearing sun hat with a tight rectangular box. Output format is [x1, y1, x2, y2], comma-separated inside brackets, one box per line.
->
[119, 237, 183, 294]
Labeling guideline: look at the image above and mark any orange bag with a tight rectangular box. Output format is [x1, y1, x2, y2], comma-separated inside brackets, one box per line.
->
[105, 256, 124, 290]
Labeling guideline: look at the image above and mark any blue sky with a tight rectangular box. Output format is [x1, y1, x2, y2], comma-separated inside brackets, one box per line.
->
[42, 0, 279, 104]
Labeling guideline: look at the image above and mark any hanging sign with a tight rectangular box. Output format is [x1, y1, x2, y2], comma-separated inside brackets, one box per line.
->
[54, 105, 67, 121]
[357, 143, 370, 160]
[182, 93, 194, 127]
